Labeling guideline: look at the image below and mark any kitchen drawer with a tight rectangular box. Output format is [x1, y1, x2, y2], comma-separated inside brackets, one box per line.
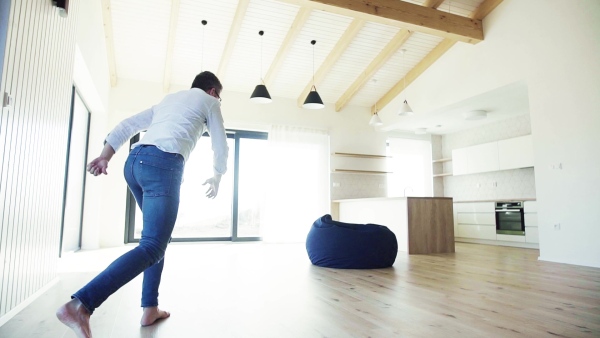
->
[457, 224, 496, 240]
[524, 201, 538, 213]
[496, 234, 526, 243]
[454, 202, 495, 213]
[526, 226, 539, 243]
[457, 212, 495, 225]
[524, 213, 538, 227]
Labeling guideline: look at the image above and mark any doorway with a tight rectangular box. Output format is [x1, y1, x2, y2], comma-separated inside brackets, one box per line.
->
[59, 88, 91, 255]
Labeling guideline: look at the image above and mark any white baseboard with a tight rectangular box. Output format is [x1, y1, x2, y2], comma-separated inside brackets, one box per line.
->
[0, 277, 59, 327]
[456, 237, 539, 249]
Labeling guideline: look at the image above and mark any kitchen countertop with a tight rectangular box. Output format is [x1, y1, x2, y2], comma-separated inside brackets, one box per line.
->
[332, 196, 453, 203]
[454, 198, 536, 203]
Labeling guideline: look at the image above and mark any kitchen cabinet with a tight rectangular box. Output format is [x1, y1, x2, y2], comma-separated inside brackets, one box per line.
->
[454, 202, 495, 240]
[524, 201, 539, 243]
[498, 135, 534, 170]
[451, 135, 533, 176]
[454, 201, 539, 248]
[452, 148, 468, 176]
[467, 141, 500, 174]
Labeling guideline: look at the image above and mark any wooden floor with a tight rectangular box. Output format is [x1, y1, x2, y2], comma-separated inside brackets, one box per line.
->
[0, 242, 599, 338]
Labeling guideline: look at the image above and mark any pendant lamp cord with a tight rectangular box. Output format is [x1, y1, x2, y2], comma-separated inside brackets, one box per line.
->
[201, 20, 207, 71]
[312, 42, 315, 88]
[403, 49, 407, 101]
[260, 31, 264, 84]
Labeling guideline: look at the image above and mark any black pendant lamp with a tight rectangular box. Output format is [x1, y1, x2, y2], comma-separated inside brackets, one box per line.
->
[303, 40, 324, 109]
[250, 30, 272, 103]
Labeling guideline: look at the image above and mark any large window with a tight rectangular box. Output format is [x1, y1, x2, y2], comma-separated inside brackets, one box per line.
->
[386, 138, 433, 197]
[126, 130, 267, 242]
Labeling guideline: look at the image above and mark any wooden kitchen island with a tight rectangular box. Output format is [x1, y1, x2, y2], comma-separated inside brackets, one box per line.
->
[331, 197, 454, 254]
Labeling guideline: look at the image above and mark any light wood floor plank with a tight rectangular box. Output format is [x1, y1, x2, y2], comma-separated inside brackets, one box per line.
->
[0, 242, 598, 337]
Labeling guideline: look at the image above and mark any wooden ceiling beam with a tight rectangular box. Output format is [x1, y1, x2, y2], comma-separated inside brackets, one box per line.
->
[217, 0, 250, 79]
[264, 7, 312, 86]
[336, 29, 412, 112]
[369, 0, 503, 114]
[101, 0, 117, 86]
[472, 0, 504, 20]
[296, 19, 365, 107]
[162, 0, 180, 93]
[370, 38, 456, 114]
[307, 0, 482, 43]
[423, 0, 446, 9]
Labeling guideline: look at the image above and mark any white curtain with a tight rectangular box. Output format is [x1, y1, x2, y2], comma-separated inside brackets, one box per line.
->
[262, 125, 330, 243]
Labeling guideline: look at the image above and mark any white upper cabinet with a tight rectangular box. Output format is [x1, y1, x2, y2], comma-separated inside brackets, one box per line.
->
[451, 135, 534, 176]
[498, 135, 534, 170]
[452, 148, 469, 176]
[468, 141, 500, 174]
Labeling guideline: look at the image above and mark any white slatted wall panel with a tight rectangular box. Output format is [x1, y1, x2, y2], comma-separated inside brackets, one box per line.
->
[0, 0, 79, 319]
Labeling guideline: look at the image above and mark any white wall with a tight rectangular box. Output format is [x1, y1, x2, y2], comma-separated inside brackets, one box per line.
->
[74, 0, 112, 250]
[87, 79, 389, 247]
[379, 0, 600, 267]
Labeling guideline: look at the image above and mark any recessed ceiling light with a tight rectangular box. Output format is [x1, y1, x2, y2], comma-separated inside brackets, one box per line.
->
[463, 110, 487, 120]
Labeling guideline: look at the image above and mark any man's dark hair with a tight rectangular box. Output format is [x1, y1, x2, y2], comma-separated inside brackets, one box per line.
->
[191, 71, 223, 93]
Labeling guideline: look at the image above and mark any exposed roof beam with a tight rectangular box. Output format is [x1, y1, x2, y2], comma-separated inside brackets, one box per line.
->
[472, 0, 504, 20]
[296, 19, 365, 107]
[336, 29, 412, 112]
[264, 7, 312, 86]
[369, 0, 502, 113]
[423, 0, 445, 9]
[371, 38, 456, 114]
[101, 0, 117, 86]
[306, 0, 483, 44]
[217, 0, 250, 79]
[162, 0, 180, 93]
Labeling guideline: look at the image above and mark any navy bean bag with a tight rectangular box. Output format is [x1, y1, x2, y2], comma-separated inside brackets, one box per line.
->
[306, 214, 398, 269]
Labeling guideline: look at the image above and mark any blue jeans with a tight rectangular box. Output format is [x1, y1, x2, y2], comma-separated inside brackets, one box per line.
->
[73, 145, 184, 314]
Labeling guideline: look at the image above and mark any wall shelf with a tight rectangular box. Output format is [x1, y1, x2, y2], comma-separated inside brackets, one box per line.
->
[432, 158, 452, 163]
[333, 152, 391, 159]
[334, 169, 392, 175]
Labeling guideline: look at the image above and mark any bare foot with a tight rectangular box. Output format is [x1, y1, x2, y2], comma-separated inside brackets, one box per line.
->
[56, 298, 92, 338]
[140, 306, 170, 327]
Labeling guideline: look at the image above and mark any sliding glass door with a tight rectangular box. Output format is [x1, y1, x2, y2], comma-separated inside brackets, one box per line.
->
[126, 130, 267, 242]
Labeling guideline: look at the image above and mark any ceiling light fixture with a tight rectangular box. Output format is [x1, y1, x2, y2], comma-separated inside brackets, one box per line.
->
[398, 49, 413, 116]
[463, 110, 487, 120]
[250, 30, 272, 103]
[303, 40, 324, 109]
[369, 104, 383, 126]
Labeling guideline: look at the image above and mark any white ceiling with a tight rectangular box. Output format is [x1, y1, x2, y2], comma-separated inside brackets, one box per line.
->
[105, 0, 520, 135]
[381, 81, 530, 135]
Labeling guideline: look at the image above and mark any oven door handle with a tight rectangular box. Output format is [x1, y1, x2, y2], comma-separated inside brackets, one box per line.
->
[495, 209, 523, 212]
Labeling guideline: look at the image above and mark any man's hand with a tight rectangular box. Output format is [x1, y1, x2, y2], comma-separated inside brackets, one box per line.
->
[87, 157, 109, 176]
[202, 176, 221, 199]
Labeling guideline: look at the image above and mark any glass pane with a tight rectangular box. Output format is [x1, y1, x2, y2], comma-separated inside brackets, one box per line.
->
[237, 138, 268, 238]
[134, 137, 235, 239]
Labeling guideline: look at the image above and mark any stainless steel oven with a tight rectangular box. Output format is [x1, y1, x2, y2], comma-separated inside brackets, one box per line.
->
[495, 201, 525, 235]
